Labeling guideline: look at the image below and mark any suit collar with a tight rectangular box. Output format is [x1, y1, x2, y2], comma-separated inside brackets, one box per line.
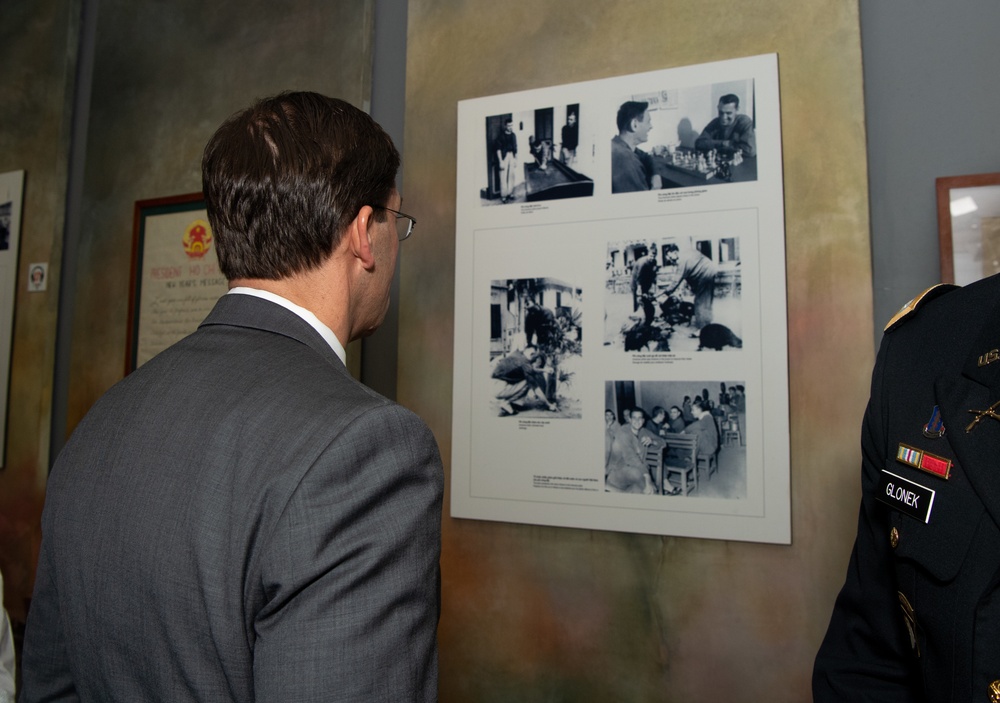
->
[199, 293, 346, 370]
[226, 288, 346, 364]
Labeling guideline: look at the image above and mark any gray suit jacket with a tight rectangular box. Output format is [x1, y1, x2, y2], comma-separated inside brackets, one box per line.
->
[21, 294, 443, 702]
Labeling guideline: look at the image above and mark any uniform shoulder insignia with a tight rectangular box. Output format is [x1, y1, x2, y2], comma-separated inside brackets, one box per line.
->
[884, 283, 960, 333]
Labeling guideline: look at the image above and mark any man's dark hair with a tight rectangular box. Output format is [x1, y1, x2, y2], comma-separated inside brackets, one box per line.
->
[651, 406, 666, 419]
[628, 407, 646, 420]
[719, 93, 740, 109]
[202, 91, 399, 280]
[616, 101, 649, 133]
[692, 398, 710, 413]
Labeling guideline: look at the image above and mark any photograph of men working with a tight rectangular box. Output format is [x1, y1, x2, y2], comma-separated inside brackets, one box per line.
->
[610, 79, 758, 193]
[605, 380, 746, 499]
[481, 104, 594, 205]
[19, 92, 444, 702]
[490, 277, 582, 418]
[604, 234, 742, 353]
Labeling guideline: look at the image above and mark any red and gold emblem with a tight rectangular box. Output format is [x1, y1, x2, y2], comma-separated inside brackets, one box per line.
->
[182, 219, 213, 259]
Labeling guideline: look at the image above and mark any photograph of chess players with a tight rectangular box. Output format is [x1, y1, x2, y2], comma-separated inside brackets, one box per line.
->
[813, 278, 1000, 701]
[20, 91, 444, 702]
[694, 93, 756, 158]
[611, 100, 661, 193]
[605, 408, 663, 494]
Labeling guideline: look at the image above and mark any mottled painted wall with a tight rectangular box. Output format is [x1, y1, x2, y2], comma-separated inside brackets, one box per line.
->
[399, 1, 871, 699]
[65, 0, 376, 434]
[0, 0, 77, 625]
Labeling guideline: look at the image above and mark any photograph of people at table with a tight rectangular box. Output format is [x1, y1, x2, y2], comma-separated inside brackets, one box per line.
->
[605, 380, 746, 498]
[610, 80, 758, 193]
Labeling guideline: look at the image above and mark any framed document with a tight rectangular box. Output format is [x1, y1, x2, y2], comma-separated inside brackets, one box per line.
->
[936, 172, 1000, 285]
[127, 193, 226, 372]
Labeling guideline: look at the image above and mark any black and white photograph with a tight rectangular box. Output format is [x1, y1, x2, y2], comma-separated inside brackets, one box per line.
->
[454, 55, 788, 543]
[0, 202, 10, 251]
[611, 79, 757, 194]
[490, 277, 582, 418]
[482, 106, 594, 205]
[605, 380, 747, 499]
[605, 233, 742, 353]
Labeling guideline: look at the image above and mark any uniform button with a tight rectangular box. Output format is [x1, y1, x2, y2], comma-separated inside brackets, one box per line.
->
[990, 680, 1000, 703]
[890, 527, 899, 549]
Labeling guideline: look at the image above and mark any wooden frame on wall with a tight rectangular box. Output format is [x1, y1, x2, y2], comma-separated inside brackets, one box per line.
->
[127, 194, 365, 380]
[937, 172, 1000, 285]
[127, 193, 223, 374]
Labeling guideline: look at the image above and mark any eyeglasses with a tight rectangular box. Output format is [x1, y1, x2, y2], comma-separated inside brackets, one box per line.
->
[373, 206, 416, 241]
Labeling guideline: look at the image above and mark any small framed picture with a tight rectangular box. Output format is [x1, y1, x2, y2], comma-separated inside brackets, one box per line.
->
[936, 172, 1000, 285]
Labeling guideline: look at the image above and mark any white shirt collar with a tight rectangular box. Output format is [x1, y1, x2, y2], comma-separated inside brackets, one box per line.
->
[226, 287, 347, 365]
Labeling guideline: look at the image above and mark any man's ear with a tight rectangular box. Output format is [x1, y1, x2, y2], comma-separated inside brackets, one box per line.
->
[348, 205, 376, 271]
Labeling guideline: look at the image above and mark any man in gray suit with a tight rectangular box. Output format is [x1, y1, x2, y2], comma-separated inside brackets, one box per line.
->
[20, 92, 443, 701]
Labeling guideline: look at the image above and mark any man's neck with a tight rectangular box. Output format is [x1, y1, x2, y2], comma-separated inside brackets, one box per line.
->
[229, 260, 350, 345]
[619, 132, 641, 150]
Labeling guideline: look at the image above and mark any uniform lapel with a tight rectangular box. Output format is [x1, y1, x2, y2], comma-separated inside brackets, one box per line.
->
[937, 298, 1000, 529]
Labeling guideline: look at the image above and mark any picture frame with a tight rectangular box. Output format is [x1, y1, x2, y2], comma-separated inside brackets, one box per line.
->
[127, 193, 365, 379]
[450, 54, 790, 544]
[127, 193, 223, 374]
[936, 172, 1000, 285]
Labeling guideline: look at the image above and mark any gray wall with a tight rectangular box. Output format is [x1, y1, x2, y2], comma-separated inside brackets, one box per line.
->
[862, 0, 1000, 341]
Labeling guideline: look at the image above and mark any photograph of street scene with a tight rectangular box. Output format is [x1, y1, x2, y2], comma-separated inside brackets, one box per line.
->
[489, 277, 582, 418]
[604, 234, 742, 353]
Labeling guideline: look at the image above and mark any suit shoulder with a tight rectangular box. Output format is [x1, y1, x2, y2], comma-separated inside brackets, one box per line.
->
[883, 283, 960, 333]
